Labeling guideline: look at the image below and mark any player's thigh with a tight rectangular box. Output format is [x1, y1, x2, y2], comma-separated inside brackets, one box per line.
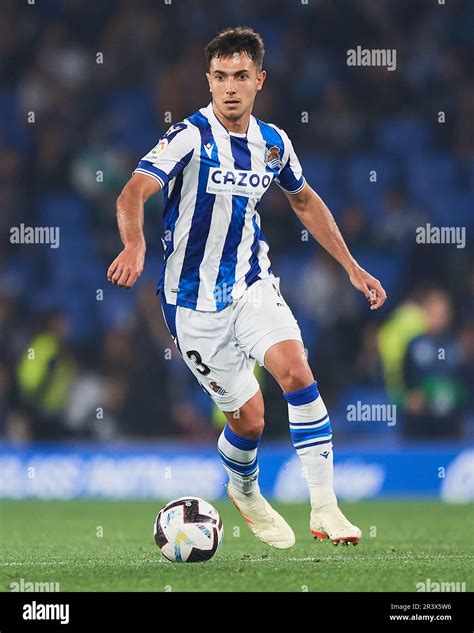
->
[233, 275, 304, 369]
[161, 298, 259, 413]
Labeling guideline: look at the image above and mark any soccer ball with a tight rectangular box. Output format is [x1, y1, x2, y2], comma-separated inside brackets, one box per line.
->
[154, 496, 223, 563]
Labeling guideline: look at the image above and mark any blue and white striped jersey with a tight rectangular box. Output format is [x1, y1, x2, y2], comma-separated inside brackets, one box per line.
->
[134, 103, 305, 312]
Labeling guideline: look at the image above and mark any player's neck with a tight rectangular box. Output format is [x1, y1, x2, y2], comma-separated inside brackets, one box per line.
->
[212, 104, 251, 135]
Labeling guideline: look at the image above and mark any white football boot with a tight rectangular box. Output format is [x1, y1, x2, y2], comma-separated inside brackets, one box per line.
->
[226, 483, 295, 549]
[311, 505, 361, 546]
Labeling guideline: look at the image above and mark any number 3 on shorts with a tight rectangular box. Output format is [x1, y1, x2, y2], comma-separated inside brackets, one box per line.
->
[186, 350, 211, 376]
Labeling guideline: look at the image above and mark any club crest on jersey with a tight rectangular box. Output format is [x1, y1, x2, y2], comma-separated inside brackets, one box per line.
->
[264, 145, 282, 170]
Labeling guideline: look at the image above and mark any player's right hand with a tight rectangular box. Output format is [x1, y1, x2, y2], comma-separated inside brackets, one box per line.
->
[107, 242, 146, 288]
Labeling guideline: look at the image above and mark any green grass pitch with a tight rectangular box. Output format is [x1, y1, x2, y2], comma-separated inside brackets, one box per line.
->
[1, 500, 473, 592]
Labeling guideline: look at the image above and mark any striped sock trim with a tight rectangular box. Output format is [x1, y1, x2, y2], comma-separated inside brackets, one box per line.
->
[289, 413, 329, 429]
[285, 384, 333, 453]
[283, 381, 319, 406]
[218, 424, 261, 481]
[293, 436, 333, 450]
[217, 448, 259, 476]
[223, 424, 260, 450]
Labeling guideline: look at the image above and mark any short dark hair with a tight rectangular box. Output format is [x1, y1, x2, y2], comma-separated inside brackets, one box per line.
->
[205, 27, 265, 71]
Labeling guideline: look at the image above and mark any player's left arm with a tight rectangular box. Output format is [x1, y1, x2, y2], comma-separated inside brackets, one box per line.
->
[285, 183, 387, 310]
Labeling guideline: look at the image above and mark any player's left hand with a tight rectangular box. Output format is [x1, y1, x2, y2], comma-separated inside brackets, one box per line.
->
[348, 264, 387, 310]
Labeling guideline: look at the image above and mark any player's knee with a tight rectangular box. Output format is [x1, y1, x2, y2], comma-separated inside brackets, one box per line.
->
[247, 417, 265, 439]
[253, 417, 265, 438]
[283, 362, 313, 393]
[233, 416, 265, 440]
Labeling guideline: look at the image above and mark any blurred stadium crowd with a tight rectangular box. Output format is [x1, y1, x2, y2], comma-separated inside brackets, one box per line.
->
[0, 0, 472, 443]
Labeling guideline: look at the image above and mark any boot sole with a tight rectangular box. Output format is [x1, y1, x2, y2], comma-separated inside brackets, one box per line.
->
[311, 529, 360, 546]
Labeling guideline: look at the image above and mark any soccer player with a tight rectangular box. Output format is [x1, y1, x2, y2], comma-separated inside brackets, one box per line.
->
[108, 27, 387, 548]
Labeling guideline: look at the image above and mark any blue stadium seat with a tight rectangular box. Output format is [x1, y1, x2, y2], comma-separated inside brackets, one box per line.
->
[291, 309, 320, 353]
[430, 192, 473, 228]
[466, 158, 474, 192]
[344, 154, 399, 205]
[0, 91, 31, 151]
[38, 193, 90, 229]
[406, 154, 460, 206]
[105, 89, 157, 154]
[27, 281, 102, 342]
[51, 258, 104, 287]
[300, 153, 336, 199]
[377, 115, 431, 155]
[0, 254, 36, 296]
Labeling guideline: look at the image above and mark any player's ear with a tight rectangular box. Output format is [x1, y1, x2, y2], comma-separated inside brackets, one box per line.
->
[206, 72, 212, 92]
[256, 69, 266, 91]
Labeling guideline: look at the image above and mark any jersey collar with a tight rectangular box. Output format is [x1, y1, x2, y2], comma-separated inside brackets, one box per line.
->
[202, 102, 255, 139]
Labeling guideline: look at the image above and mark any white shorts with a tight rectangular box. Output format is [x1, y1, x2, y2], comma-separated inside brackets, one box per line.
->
[160, 274, 303, 412]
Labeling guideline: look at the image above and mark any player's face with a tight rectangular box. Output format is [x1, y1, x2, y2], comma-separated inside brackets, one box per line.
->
[206, 53, 266, 123]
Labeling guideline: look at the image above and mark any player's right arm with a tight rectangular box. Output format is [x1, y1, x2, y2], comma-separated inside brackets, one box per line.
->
[108, 121, 196, 288]
[107, 173, 161, 288]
